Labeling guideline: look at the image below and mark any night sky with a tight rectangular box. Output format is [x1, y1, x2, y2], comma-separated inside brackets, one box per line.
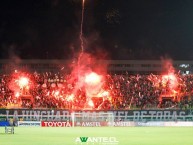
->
[1, 0, 193, 60]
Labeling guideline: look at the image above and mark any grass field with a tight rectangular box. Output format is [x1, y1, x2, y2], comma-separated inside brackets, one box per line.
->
[1, 127, 193, 145]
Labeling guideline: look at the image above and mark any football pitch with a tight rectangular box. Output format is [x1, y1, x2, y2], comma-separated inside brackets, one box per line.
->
[1, 127, 193, 145]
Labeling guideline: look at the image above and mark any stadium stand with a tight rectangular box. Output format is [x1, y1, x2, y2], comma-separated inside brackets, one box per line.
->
[0, 71, 193, 110]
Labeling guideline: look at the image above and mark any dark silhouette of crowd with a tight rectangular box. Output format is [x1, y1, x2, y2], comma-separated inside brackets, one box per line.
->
[0, 71, 193, 110]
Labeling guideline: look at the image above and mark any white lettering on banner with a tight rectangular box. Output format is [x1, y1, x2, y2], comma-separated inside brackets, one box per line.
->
[18, 121, 41, 127]
[82, 122, 101, 127]
[54, 111, 61, 121]
[13, 110, 19, 120]
[149, 111, 156, 120]
[5, 110, 72, 121]
[112, 121, 132, 126]
[137, 122, 164, 126]
[132, 110, 188, 121]
[62, 111, 70, 120]
[43, 121, 71, 127]
[164, 122, 193, 126]
[172, 111, 177, 120]
[3, 110, 193, 121]
[141, 111, 147, 122]
[40, 111, 47, 120]
[47, 111, 53, 121]
[135, 121, 193, 127]
[156, 111, 162, 121]
[133, 111, 140, 121]
[179, 111, 185, 120]
[117, 111, 124, 120]
[163, 111, 170, 121]
[33, 111, 41, 121]
[25, 110, 29, 120]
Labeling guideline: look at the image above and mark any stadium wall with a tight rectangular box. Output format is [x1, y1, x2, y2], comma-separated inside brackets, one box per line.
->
[0, 59, 193, 74]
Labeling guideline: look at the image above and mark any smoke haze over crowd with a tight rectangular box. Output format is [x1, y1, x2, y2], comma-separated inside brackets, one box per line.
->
[0, 0, 193, 60]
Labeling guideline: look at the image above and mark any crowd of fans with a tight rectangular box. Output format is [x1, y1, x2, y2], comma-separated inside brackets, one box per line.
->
[0, 71, 193, 110]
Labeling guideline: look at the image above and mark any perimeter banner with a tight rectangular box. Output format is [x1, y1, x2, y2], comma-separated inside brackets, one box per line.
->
[41, 121, 72, 127]
[18, 121, 41, 127]
[1, 109, 193, 121]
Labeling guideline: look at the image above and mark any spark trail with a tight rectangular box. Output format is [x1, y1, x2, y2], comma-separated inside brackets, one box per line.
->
[80, 0, 85, 53]
[77, 0, 85, 82]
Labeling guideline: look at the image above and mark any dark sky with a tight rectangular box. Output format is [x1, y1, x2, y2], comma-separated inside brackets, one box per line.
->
[1, 0, 193, 60]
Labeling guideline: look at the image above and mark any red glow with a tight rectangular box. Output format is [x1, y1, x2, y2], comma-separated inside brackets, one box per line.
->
[85, 72, 101, 85]
[101, 91, 109, 97]
[15, 92, 20, 97]
[18, 77, 29, 88]
[54, 90, 60, 96]
[8, 71, 35, 97]
[68, 51, 109, 109]
[96, 90, 109, 98]
[88, 100, 94, 107]
[162, 73, 178, 89]
[84, 72, 105, 98]
[66, 94, 74, 102]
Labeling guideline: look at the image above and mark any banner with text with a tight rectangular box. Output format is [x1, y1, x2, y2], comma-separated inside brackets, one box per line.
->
[41, 121, 72, 127]
[1, 109, 193, 122]
[18, 121, 41, 127]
